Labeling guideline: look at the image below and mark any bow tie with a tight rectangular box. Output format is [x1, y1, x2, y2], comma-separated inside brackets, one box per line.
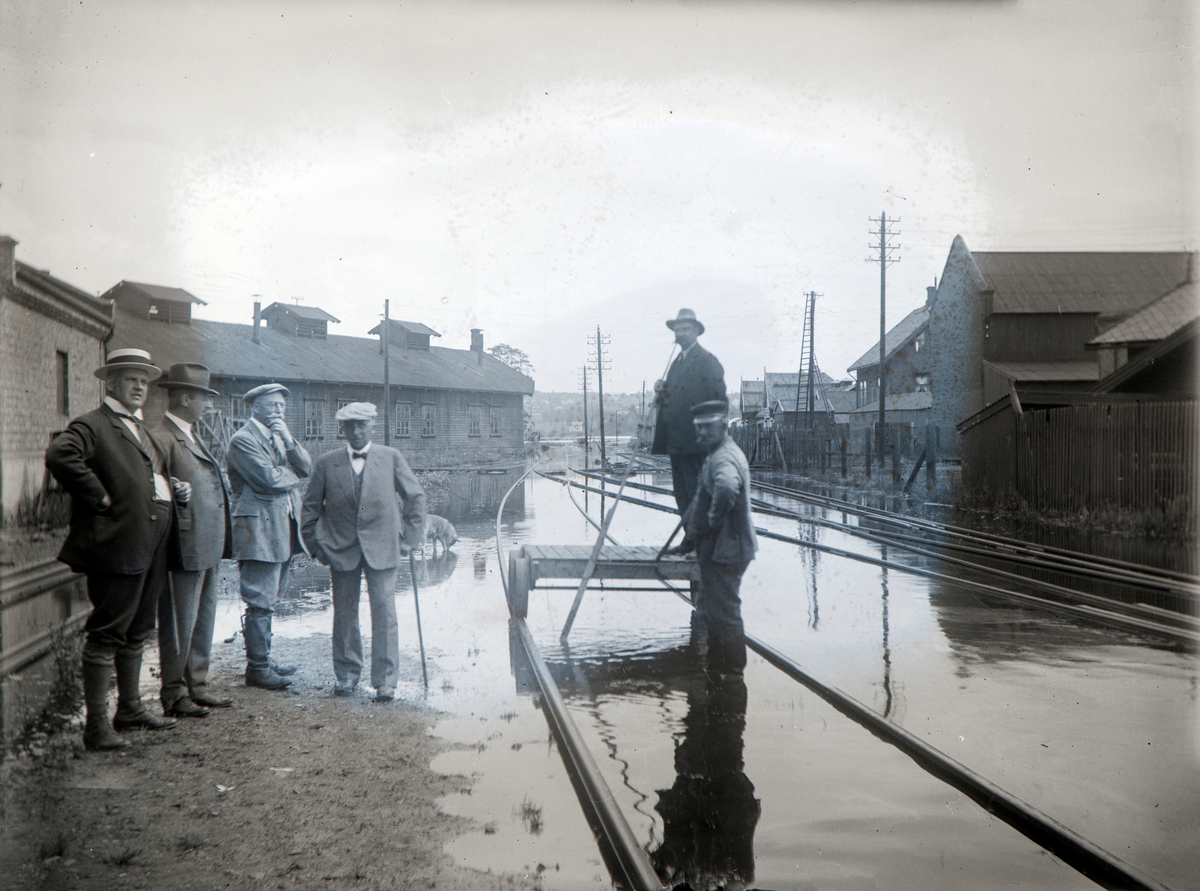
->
[351, 451, 368, 460]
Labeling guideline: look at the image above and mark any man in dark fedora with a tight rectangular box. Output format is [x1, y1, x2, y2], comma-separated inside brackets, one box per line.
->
[301, 402, 426, 701]
[226, 382, 311, 690]
[156, 363, 234, 717]
[652, 308, 727, 515]
[46, 348, 186, 750]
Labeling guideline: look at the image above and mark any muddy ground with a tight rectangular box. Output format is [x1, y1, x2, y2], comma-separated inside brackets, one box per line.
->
[0, 631, 545, 891]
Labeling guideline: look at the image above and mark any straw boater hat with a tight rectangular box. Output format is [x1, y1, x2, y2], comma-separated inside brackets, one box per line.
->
[93, 348, 162, 380]
[242, 382, 290, 403]
[156, 363, 219, 396]
[335, 402, 377, 422]
[665, 308, 705, 335]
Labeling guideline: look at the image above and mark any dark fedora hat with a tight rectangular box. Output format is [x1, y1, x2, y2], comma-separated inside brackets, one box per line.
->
[665, 308, 705, 335]
[93, 348, 162, 380]
[157, 362, 219, 395]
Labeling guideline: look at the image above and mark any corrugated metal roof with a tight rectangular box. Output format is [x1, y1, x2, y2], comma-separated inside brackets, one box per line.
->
[261, 302, 341, 323]
[109, 310, 534, 395]
[848, 305, 929, 372]
[849, 392, 933, 413]
[983, 360, 1099, 382]
[115, 280, 207, 305]
[973, 252, 1192, 315]
[1088, 282, 1199, 345]
[367, 319, 442, 338]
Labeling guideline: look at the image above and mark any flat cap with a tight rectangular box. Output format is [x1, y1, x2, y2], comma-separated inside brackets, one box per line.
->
[243, 382, 290, 403]
[690, 400, 729, 423]
[335, 402, 378, 422]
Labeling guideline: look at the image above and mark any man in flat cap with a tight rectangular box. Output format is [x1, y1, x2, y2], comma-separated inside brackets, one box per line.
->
[156, 363, 234, 717]
[301, 402, 426, 701]
[226, 382, 312, 690]
[46, 348, 186, 750]
[652, 309, 727, 516]
[674, 400, 757, 673]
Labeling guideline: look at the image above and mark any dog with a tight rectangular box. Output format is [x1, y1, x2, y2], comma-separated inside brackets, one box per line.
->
[424, 514, 458, 557]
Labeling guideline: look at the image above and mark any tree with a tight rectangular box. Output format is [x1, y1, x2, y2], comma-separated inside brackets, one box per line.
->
[488, 343, 534, 378]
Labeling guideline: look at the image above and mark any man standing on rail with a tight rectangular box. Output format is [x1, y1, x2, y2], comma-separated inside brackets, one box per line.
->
[672, 399, 758, 672]
[651, 309, 727, 515]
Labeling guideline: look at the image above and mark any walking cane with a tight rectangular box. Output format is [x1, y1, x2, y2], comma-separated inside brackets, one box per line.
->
[409, 552, 429, 689]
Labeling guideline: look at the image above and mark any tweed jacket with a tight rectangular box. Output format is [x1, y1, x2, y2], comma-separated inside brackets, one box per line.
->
[300, 444, 427, 572]
[683, 436, 758, 565]
[652, 343, 726, 456]
[45, 403, 177, 575]
[225, 419, 312, 563]
[161, 415, 232, 572]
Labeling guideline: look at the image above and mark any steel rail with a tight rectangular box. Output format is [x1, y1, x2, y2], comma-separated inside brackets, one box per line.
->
[540, 473, 1198, 643]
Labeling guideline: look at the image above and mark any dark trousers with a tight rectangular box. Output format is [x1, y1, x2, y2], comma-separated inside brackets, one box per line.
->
[81, 514, 171, 662]
[695, 536, 751, 672]
[670, 452, 707, 515]
[159, 565, 221, 705]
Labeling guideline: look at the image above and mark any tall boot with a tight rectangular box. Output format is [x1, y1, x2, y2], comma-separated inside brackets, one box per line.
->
[81, 653, 129, 751]
[113, 648, 177, 731]
[243, 610, 291, 690]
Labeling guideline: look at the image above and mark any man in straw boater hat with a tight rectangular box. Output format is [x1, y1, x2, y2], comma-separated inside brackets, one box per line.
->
[46, 348, 190, 750]
[155, 363, 235, 717]
[670, 399, 758, 673]
[652, 309, 727, 516]
[301, 402, 426, 701]
[226, 382, 312, 690]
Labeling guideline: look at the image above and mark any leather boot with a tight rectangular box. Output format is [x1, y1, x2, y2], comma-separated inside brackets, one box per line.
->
[81, 654, 129, 751]
[113, 648, 177, 731]
[243, 610, 291, 690]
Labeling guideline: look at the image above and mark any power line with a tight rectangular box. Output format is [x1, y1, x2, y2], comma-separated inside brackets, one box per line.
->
[867, 211, 900, 469]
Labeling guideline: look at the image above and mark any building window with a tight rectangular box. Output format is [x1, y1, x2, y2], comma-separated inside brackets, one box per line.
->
[914, 374, 930, 392]
[231, 395, 251, 423]
[422, 404, 436, 437]
[305, 399, 324, 439]
[489, 405, 501, 437]
[396, 402, 412, 437]
[468, 403, 482, 437]
[55, 351, 69, 416]
[337, 399, 353, 414]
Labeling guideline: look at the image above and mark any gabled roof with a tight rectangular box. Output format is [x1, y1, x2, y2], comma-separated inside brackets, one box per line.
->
[983, 359, 1099, 383]
[848, 305, 929, 371]
[367, 318, 441, 338]
[111, 280, 207, 305]
[1088, 282, 1199, 345]
[110, 310, 534, 396]
[972, 251, 1192, 315]
[262, 302, 340, 323]
[1092, 318, 1199, 394]
[764, 370, 839, 414]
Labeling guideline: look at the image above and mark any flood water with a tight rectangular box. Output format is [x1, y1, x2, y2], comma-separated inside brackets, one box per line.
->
[203, 450, 1199, 890]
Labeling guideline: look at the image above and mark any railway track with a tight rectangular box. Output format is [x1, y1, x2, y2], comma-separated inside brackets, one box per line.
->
[501, 467, 1180, 890]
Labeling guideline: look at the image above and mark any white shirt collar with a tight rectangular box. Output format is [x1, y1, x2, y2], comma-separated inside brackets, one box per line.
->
[104, 396, 144, 420]
[679, 343, 696, 360]
[347, 441, 372, 458]
[164, 411, 194, 440]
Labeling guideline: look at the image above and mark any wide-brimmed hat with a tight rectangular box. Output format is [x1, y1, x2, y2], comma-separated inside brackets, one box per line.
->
[156, 362, 219, 395]
[243, 382, 290, 403]
[690, 400, 729, 423]
[93, 348, 162, 380]
[666, 308, 704, 335]
[335, 402, 377, 422]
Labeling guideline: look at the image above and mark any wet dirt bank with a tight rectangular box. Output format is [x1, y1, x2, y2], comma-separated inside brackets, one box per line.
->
[0, 632, 543, 891]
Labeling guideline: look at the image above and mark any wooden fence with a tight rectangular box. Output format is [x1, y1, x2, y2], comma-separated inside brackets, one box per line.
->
[1015, 402, 1198, 520]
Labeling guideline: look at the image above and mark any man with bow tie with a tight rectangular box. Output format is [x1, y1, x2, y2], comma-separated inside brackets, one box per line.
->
[226, 382, 312, 691]
[46, 348, 187, 750]
[155, 363, 234, 718]
[301, 402, 426, 701]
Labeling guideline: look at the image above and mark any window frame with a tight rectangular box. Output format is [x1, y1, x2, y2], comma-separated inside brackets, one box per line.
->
[304, 398, 324, 440]
[395, 401, 412, 438]
[421, 403, 437, 438]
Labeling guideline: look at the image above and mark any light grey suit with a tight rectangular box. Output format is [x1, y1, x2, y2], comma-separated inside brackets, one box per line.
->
[301, 443, 426, 690]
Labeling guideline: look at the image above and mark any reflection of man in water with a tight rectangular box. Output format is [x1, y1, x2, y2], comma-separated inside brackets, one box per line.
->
[652, 668, 760, 890]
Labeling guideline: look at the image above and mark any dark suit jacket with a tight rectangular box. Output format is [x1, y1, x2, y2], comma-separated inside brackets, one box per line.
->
[652, 343, 726, 455]
[300, 444, 427, 572]
[161, 415, 232, 572]
[45, 404, 175, 575]
[226, 420, 312, 563]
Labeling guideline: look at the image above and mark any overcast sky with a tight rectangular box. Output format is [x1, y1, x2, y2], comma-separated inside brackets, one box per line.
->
[2, 0, 1195, 393]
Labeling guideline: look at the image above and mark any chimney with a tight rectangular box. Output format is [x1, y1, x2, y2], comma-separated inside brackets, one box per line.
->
[471, 328, 483, 365]
[0, 235, 17, 291]
[253, 301, 261, 343]
[926, 278, 938, 307]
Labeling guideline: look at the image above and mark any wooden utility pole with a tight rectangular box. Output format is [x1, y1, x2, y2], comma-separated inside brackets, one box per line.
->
[579, 366, 590, 467]
[868, 212, 900, 468]
[382, 300, 391, 446]
[589, 327, 611, 468]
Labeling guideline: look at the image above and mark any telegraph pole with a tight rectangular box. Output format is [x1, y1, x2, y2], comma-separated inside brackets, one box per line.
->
[588, 327, 612, 468]
[382, 300, 391, 446]
[868, 212, 900, 468]
[579, 366, 591, 468]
